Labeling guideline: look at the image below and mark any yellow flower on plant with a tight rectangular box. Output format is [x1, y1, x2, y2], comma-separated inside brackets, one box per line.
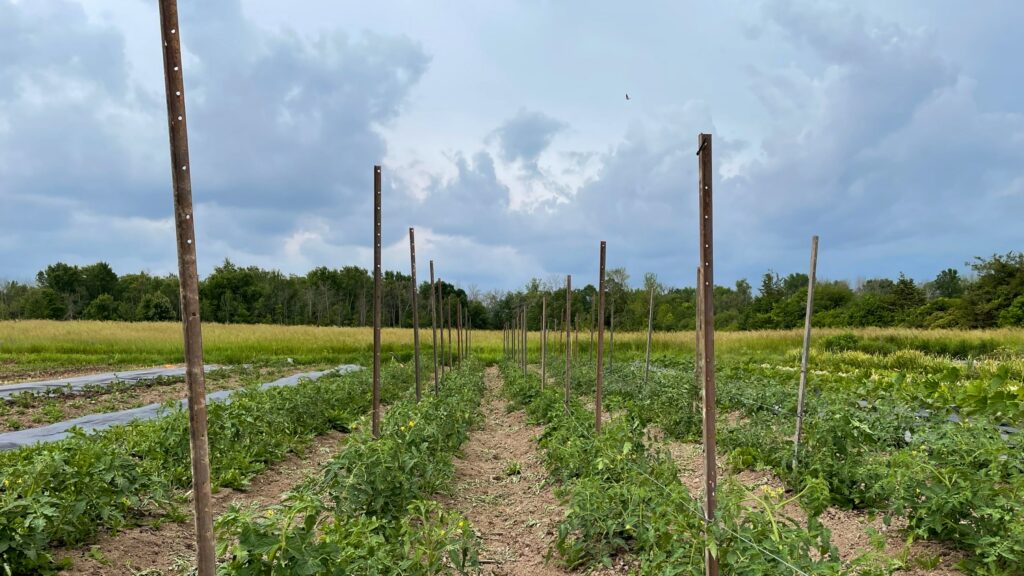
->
[266, 510, 275, 518]
[408, 420, 416, 428]
[458, 520, 465, 529]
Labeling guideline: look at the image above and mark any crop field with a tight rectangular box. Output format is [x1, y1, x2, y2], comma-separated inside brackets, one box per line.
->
[0, 321, 1020, 575]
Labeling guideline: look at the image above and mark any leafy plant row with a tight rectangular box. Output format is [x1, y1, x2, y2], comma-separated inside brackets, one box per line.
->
[606, 353, 1022, 575]
[499, 362, 885, 575]
[706, 358, 1024, 575]
[216, 361, 486, 575]
[0, 362, 413, 575]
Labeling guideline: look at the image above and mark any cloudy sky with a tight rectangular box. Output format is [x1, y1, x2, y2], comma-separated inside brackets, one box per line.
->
[1, 0, 1022, 291]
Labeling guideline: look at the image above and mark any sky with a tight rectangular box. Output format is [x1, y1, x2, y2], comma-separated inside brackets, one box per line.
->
[1, 0, 1022, 292]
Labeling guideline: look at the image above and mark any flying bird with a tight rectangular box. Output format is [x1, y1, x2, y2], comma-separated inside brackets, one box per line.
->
[625, 93, 630, 101]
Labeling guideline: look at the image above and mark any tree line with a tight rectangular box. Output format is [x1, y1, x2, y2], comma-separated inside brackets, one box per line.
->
[1, 253, 1022, 330]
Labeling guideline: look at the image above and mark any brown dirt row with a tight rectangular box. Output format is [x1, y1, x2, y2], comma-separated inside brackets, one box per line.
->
[442, 366, 624, 575]
[56, 430, 348, 576]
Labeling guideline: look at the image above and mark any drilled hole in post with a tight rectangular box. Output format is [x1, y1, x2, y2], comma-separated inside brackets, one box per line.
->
[187, 239, 192, 245]
[182, 166, 187, 171]
[176, 91, 181, 96]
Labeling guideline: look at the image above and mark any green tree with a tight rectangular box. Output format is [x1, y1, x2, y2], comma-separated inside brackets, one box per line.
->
[998, 294, 1024, 327]
[137, 292, 176, 321]
[36, 262, 82, 319]
[23, 288, 67, 320]
[929, 268, 964, 299]
[83, 294, 120, 320]
[891, 273, 926, 324]
[962, 253, 1024, 327]
[80, 262, 119, 303]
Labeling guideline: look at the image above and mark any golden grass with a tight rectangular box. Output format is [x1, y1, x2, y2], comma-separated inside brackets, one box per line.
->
[1, 321, 1021, 377]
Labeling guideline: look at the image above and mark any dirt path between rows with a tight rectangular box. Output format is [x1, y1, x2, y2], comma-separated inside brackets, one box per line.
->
[57, 430, 348, 576]
[442, 366, 581, 576]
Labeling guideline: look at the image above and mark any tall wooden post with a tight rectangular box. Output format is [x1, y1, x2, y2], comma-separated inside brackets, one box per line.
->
[564, 275, 572, 412]
[697, 133, 718, 576]
[429, 261, 438, 395]
[541, 296, 547, 389]
[156, 3, 214, 572]
[644, 284, 655, 388]
[596, 242, 607, 433]
[372, 165, 383, 438]
[409, 228, 421, 401]
[793, 235, 820, 469]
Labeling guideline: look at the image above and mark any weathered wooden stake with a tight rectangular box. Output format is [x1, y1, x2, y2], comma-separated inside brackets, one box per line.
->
[697, 133, 718, 576]
[644, 284, 655, 388]
[596, 242, 607, 433]
[372, 165, 383, 438]
[541, 296, 547, 389]
[429, 261, 438, 395]
[564, 275, 572, 412]
[409, 228, 420, 401]
[447, 297, 453, 368]
[793, 235, 820, 469]
[156, 2, 215, 572]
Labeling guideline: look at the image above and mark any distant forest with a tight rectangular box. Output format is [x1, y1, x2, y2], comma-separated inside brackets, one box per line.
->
[1, 253, 1023, 330]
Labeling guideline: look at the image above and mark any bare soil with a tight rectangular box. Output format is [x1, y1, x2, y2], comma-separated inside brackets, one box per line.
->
[443, 366, 623, 575]
[56, 430, 348, 576]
